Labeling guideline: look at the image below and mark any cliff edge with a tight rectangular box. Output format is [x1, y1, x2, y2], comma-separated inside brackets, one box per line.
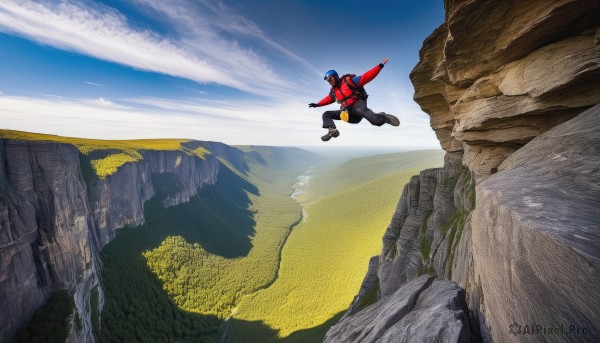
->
[328, 1, 600, 342]
[0, 139, 229, 342]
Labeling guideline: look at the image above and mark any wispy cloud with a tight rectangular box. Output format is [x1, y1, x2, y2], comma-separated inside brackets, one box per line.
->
[0, 0, 317, 97]
[0, 1, 439, 147]
[84, 81, 104, 87]
[93, 97, 114, 106]
[133, 0, 321, 79]
[175, 85, 208, 95]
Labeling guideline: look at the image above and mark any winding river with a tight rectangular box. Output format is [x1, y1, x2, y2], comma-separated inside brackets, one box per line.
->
[220, 167, 314, 343]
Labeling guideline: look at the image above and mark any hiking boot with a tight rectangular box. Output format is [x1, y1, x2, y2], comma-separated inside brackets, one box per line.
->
[321, 127, 340, 141]
[382, 113, 400, 126]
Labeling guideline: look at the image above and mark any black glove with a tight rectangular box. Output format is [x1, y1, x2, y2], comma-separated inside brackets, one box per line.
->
[308, 103, 318, 108]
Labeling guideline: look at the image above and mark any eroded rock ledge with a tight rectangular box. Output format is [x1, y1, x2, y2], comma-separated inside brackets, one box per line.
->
[410, 0, 600, 180]
[329, 151, 481, 342]
[324, 275, 471, 343]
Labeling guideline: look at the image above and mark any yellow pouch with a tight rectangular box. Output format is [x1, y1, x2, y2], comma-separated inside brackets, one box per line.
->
[340, 110, 349, 122]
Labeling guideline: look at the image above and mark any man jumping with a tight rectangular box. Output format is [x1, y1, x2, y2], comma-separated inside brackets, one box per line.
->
[308, 58, 400, 141]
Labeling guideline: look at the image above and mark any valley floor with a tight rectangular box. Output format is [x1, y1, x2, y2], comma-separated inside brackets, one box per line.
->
[99, 148, 444, 343]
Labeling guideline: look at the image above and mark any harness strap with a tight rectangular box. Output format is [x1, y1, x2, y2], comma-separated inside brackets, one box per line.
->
[338, 76, 365, 106]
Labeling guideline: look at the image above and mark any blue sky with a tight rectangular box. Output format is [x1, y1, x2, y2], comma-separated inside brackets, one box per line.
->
[0, 0, 444, 147]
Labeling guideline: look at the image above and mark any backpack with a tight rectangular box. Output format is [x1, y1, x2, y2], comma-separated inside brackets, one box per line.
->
[341, 74, 368, 100]
[329, 74, 369, 106]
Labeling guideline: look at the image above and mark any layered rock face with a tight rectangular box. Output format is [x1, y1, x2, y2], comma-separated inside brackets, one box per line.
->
[0, 140, 225, 342]
[410, 0, 600, 180]
[89, 147, 220, 248]
[330, 1, 599, 342]
[471, 104, 600, 343]
[324, 275, 471, 343]
[406, 0, 600, 340]
[331, 151, 480, 342]
[0, 141, 95, 342]
[377, 152, 473, 296]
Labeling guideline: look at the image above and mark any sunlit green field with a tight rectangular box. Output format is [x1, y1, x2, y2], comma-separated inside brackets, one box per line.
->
[227, 150, 444, 342]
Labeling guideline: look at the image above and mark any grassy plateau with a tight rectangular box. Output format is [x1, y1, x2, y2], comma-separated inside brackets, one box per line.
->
[0, 129, 208, 178]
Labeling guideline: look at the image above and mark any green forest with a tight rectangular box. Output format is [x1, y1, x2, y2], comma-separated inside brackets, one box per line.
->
[97, 147, 315, 342]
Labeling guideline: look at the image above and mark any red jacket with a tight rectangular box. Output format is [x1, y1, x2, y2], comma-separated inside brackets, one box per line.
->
[316, 64, 383, 109]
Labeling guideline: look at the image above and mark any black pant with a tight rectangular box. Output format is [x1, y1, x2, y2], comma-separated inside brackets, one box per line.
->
[322, 100, 387, 128]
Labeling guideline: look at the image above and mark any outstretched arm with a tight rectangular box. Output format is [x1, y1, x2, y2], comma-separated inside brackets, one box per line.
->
[309, 93, 335, 108]
[354, 58, 389, 87]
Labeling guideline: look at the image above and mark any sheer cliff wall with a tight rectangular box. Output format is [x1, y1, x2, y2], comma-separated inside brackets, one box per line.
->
[0, 140, 233, 342]
[329, 1, 600, 342]
[411, 0, 600, 182]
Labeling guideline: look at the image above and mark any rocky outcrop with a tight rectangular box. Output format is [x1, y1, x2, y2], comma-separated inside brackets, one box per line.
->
[0, 140, 227, 342]
[471, 104, 600, 343]
[331, 1, 600, 342]
[337, 109, 600, 342]
[377, 152, 472, 297]
[410, 0, 600, 180]
[324, 275, 471, 343]
[0, 140, 95, 342]
[331, 150, 482, 342]
[407, 0, 600, 339]
[89, 149, 220, 248]
[327, 152, 480, 342]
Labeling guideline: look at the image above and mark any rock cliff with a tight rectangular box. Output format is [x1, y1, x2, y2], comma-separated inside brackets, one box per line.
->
[0, 139, 232, 342]
[325, 275, 471, 343]
[471, 104, 600, 342]
[329, 1, 600, 342]
[0, 141, 96, 342]
[411, 0, 600, 181]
